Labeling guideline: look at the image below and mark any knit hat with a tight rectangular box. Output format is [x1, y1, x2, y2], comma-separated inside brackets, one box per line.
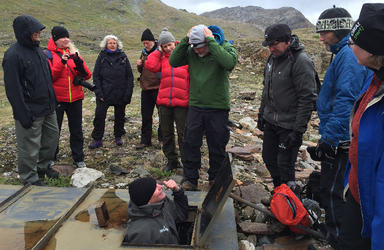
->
[51, 26, 69, 41]
[128, 177, 156, 206]
[189, 24, 206, 48]
[158, 27, 175, 46]
[141, 28, 155, 41]
[316, 6, 353, 39]
[262, 24, 291, 46]
[350, 3, 384, 56]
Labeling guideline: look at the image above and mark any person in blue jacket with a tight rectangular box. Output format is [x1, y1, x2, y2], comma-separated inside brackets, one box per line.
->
[308, 6, 371, 247]
[336, 4, 384, 250]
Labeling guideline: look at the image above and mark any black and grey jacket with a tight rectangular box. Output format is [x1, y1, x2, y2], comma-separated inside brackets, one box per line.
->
[259, 35, 317, 133]
[124, 189, 188, 245]
[2, 15, 56, 129]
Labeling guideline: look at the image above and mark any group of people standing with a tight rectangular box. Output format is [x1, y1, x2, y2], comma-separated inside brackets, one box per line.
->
[257, 4, 384, 250]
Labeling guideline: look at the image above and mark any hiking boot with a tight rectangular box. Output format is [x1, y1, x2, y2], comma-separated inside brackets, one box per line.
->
[115, 137, 123, 146]
[45, 167, 59, 179]
[162, 161, 180, 172]
[89, 140, 103, 149]
[31, 180, 47, 186]
[74, 161, 87, 168]
[135, 143, 151, 150]
[181, 180, 197, 191]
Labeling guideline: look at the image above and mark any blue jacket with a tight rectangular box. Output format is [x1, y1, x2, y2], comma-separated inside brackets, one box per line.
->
[344, 71, 384, 249]
[317, 35, 371, 146]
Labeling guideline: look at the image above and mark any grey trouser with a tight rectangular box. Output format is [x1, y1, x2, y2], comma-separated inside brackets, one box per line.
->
[15, 112, 59, 184]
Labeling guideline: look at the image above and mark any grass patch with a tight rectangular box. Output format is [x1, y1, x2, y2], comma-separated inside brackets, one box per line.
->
[44, 176, 72, 187]
[150, 167, 173, 179]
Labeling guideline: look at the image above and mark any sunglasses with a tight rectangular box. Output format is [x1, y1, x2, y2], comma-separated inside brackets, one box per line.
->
[347, 39, 355, 47]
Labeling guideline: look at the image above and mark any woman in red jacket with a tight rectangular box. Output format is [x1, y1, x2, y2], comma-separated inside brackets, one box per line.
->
[145, 28, 189, 171]
[47, 26, 92, 168]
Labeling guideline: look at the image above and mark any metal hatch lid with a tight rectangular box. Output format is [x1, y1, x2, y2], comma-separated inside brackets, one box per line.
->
[195, 154, 235, 246]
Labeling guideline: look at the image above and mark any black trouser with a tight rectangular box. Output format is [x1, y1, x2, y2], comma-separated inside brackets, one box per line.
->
[140, 89, 161, 145]
[159, 106, 188, 163]
[91, 99, 126, 140]
[262, 121, 301, 187]
[56, 100, 84, 162]
[319, 148, 348, 242]
[336, 191, 371, 250]
[183, 107, 230, 185]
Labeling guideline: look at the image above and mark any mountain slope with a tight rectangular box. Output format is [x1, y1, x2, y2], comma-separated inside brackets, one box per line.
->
[201, 6, 314, 31]
[0, 0, 263, 54]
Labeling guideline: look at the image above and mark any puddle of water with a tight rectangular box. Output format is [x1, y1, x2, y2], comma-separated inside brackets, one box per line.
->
[74, 188, 128, 229]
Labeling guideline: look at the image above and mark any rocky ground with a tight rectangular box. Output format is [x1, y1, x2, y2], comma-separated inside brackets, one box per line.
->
[0, 36, 333, 249]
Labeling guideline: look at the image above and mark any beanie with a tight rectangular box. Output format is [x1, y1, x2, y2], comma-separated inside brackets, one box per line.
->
[158, 27, 175, 46]
[128, 177, 156, 206]
[350, 3, 384, 56]
[141, 28, 155, 41]
[189, 24, 206, 48]
[316, 6, 353, 39]
[51, 26, 69, 41]
[262, 24, 291, 46]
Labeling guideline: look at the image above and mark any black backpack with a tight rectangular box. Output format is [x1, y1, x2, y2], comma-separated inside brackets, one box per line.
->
[302, 171, 322, 204]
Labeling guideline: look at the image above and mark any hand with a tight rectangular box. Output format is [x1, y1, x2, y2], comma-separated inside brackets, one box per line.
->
[73, 52, 83, 67]
[284, 131, 303, 148]
[136, 59, 142, 66]
[307, 146, 323, 161]
[257, 113, 265, 131]
[62, 53, 70, 61]
[203, 27, 214, 38]
[163, 179, 179, 191]
[317, 140, 336, 158]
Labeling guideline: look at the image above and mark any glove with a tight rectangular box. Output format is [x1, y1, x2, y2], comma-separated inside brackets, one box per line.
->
[284, 131, 303, 148]
[317, 140, 336, 158]
[73, 53, 87, 76]
[257, 113, 265, 131]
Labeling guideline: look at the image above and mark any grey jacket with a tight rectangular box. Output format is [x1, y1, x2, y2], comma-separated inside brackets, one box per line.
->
[260, 35, 317, 133]
[123, 189, 188, 245]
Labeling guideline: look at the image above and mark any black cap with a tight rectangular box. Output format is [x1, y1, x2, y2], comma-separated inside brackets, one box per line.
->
[262, 24, 291, 47]
[141, 28, 155, 41]
[316, 6, 353, 35]
[128, 177, 156, 206]
[350, 3, 384, 55]
[51, 26, 69, 41]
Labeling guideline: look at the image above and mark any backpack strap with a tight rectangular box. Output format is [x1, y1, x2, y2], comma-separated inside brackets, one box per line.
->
[44, 49, 53, 62]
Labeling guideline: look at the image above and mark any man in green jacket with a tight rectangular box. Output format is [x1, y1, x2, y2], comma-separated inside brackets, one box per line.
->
[169, 24, 238, 190]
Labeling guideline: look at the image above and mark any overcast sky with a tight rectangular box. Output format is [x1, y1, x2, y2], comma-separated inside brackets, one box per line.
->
[161, 0, 383, 25]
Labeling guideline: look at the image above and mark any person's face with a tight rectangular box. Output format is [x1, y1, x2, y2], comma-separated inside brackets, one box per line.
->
[31, 30, 41, 42]
[350, 41, 375, 68]
[148, 184, 166, 204]
[142, 40, 155, 51]
[55, 37, 70, 49]
[161, 42, 176, 54]
[106, 38, 117, 51]
[319, 31, 339, 51]
[268, 41, 290, 56]
[193, 44, 209, 57]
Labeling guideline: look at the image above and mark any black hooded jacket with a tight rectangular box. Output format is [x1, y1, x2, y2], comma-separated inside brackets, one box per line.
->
[259, 35, 317, 133]
[93, 49, 134, 105]
[2, 15, 56, 128]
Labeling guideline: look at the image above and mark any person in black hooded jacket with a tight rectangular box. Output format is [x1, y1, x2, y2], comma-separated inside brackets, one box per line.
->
[89, 35, 134, 148]
[2, 15, 59, 185]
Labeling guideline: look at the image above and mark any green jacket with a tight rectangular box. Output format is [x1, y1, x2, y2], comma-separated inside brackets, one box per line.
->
[169, 36, 238, 110]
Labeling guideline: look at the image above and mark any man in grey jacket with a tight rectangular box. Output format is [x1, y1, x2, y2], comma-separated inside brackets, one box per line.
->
[257, 24, 317, 190]
[124, 177, 188, 245]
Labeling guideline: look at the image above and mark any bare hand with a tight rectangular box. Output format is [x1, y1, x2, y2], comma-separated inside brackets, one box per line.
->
[136, 59, 142, 66]
[163, 179, 179, 191]
[62, 52, 70, 61]
[203, 27, 214, 38]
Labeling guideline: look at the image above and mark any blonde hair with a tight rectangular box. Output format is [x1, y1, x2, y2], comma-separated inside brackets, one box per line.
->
[99, 35, 123, 50]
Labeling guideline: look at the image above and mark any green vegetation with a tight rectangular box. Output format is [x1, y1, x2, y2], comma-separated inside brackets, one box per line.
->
[44, 176, 72, 187]
[150, 167, 173, 179]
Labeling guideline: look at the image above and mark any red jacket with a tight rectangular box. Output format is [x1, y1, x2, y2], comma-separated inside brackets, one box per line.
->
[145, 49, 189, 108]
[47, 38, 92, 103]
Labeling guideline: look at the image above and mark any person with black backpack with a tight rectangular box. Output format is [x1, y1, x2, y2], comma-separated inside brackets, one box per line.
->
[307, 7, 372, 247]
[257, 24, 318, 192]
